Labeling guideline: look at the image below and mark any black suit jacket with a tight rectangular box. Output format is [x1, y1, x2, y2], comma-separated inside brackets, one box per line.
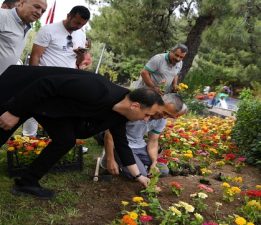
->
[0, 65, 134, 166]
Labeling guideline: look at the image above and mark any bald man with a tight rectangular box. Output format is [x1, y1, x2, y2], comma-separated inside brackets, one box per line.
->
[0, 0, 47, 74]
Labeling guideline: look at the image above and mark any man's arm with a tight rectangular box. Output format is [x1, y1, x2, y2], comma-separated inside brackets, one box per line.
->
[104, 130, 120, 175]
[140, 69, 162, 94]
[109, 124, 150, 187]
[147, 132, 160, 173]
[29, 44, 46, 66]
[172, 75, 179, 92]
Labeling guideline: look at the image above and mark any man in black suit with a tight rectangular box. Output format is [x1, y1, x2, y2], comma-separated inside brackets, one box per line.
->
[0, 65, 165, 199]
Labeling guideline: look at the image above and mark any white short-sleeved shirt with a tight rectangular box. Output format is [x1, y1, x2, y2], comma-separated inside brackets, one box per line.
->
[34, 21, 86, 68]
[136, 53, 183, 93]
[126, 119, 166, 149]
[0, 8, 30, 75]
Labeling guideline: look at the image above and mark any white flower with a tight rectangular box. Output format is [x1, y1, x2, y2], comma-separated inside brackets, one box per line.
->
[198, 192, 208, 199]
[190, 193, 197, 198]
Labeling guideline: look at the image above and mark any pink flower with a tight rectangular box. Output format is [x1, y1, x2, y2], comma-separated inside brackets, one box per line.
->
[198, 184, 214, 193]
[140, 215, 153, 222]
[236, 156, 246, 162]
[196, 150, 209, 156]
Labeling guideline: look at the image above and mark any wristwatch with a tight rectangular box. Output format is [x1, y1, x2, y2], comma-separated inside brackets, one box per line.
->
[133, 173, 142, 180]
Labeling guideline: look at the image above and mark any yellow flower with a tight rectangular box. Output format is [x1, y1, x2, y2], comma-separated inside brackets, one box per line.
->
[216, 161, 225, 166]
[209, 148, 218, 154]
[7, 146, 15, 151]
[194, 213, 203, 222]
[139, 202, 149, 207]
[235, 216, 247, 225]
[222, 182, 230, 188]
[132, 196, 143, 203]
[233, 177, 243, 183]
[128, 211, 138, 220]
[183, 153, 193, 159]
[231, 186, 241, 194]
[256, 185, 261, 190]
[121, 201, 129, 206]
[169, 206, 182, 216]
[246, 222, 255, 225]
[247, 200, 261, 210]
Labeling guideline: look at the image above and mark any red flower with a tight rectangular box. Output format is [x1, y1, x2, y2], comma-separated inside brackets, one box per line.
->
[157, 157, 168, 164]
[140, 215, 153, 222]
[162, 149, 172, 157]
[241, 190, 261, 197]
[170, 181, 182, 189]
[224, 153, 236, 161]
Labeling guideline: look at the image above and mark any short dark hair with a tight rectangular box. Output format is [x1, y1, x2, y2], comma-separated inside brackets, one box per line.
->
[68, 6, 90, 20]
[128, 88, 164, 108]
[3, 0, 18, 3]
[171, 43, 188, 53]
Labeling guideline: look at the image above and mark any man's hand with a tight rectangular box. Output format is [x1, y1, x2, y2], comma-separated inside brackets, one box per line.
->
[0, 111, 19, 130]
[152, 86, 164, 95]
[136, 175, 150, 188]
[107, 158, 120, 175]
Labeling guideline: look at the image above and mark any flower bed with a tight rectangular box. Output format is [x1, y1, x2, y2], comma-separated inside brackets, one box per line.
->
[6, 135, 83, 177]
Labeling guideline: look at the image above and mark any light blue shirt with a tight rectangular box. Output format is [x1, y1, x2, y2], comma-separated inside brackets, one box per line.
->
[126, 119, 166, 149]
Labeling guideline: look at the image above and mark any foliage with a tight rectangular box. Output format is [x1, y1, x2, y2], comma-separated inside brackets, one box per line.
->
[232, 89, 261, 166]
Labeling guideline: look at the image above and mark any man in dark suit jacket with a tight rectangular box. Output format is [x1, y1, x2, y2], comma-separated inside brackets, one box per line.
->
[0, 65, 164, 199]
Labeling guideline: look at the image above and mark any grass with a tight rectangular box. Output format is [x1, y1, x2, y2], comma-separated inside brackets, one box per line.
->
[0, 134, 103, 225]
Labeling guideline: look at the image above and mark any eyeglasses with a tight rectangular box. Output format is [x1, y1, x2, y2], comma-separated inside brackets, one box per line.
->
[66, 35, 73, 48]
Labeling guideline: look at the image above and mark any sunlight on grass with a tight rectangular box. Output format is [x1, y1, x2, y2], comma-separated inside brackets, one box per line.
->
[0, 137, 102, 225]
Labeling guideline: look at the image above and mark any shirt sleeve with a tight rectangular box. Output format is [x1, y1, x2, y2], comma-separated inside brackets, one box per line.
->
[149, 118, 166, 134]
[33, 25, 51, 47]
[6, 75, 108, 117]
[144, 54, 161, 73]
[109, 122, 136, 166]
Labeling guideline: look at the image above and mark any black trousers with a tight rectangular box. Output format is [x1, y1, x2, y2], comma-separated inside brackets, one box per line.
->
[0, 116, 77, 184]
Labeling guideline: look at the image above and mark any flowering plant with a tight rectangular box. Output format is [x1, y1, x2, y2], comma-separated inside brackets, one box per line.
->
[221, 182, 241, 202]
[7, 135, 50, 164]
[238, 199, 261, 223]
[112, 196, 153, 225]
[190, 192, 208, 212]
[170, 181, 183, 196]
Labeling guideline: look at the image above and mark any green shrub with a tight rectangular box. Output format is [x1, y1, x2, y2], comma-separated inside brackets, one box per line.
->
[232, 89, 261, 166]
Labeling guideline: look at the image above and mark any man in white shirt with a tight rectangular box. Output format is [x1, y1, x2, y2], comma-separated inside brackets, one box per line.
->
[29, 5, 90, 68]
[0, 0, 47, 75]
[23, 5, 90, 137]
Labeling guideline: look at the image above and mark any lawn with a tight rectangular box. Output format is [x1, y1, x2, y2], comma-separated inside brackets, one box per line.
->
[0, 116, 260, 225]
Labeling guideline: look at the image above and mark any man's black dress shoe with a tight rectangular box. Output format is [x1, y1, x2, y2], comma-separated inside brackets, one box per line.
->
[11, 179, 55, 200]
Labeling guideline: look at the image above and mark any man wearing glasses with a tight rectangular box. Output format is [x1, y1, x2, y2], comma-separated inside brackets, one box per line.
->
[23, 5, 90, 137]
[136, 43, 188, 95]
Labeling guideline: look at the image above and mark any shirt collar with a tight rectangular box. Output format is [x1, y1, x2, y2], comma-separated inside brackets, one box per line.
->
[11, 8, 31, 31]
[165, 52, 171, 64]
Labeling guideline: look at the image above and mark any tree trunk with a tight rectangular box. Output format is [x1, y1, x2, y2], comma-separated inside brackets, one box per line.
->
[179, 14, 215, 82]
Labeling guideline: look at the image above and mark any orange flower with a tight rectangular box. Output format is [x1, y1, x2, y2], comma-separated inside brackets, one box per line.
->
[121, 214, 137, 225]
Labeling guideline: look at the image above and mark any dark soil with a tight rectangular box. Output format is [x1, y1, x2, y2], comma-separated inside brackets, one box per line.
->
[68, 165, 261, 225]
